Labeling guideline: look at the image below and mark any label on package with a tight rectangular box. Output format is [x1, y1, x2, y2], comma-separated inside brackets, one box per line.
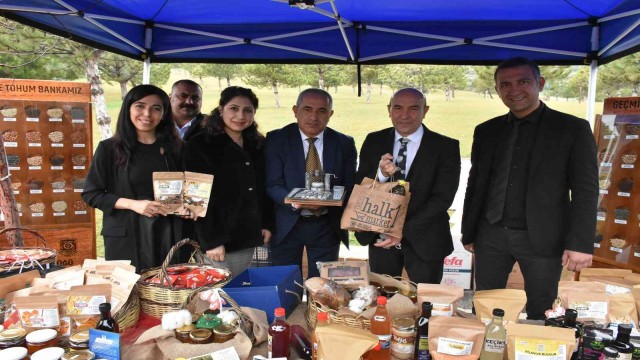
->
[89, 329, 121, 360]
[432, 302, 454, 316]
[437, 337, 473, 355]
[514, 337, 566, 360]
[67, 295, 107, 315]
[19, 307, 60, 327]
[484, 338, 506, 353]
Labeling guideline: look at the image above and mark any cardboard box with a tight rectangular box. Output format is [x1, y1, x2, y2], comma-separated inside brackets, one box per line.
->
[223, 265, 303, 323]
[440, 251, 472, 289]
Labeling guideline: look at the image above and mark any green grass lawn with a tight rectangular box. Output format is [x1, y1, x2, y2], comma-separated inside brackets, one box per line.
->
[93, 70, 603, 256]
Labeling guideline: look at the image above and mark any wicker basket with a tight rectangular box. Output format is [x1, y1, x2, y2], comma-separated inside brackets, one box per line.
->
[182, 287, 257, 344]
[113, 286, 140, 333]
[137, 239, 231, 318]
[305, 273, 417, 331]
[0, 227, 57, 273]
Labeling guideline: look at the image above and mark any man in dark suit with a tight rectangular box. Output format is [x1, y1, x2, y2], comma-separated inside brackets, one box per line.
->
[265, 88, 357, 278]
[461, 57, 598, 319]
[355, 88, 461, 284]
[170, 79, 205, 141]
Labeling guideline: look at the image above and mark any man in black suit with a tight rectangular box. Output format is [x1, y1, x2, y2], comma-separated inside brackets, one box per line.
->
[170, 79, 205, 141]
[461, 57, 598, 319]
[355, 88, 461, 284]
[265, 88, 357, 278]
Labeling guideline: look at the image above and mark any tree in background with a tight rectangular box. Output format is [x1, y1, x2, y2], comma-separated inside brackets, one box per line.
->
[243, 64, 294, 107]
[101, 53, 141, 99]
[190, 63, 243, 89]
[600, 53, 640, 96]
[360, 65, 382, 103]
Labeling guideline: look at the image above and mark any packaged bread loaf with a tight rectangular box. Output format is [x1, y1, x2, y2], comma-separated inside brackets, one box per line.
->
[305, 277, 351, 310]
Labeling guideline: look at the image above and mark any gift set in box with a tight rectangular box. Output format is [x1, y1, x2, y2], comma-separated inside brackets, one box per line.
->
[223, 265, 303, 322]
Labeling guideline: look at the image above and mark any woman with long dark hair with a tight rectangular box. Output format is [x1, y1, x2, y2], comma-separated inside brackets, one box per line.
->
[184, 86, 273, 278]
[83, 84, 192, 272]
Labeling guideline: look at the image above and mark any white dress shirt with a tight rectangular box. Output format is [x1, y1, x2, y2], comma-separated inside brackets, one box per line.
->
[377, 126, 424, 182]
[175, 116, 197, 139]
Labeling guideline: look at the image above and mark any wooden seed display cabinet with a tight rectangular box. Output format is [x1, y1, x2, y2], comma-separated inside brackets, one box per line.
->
[0, 78, 96, 267]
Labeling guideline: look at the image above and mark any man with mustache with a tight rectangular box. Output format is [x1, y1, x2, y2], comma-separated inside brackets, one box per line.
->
[170, 79, 205, 141]
[461, 57, 598, 319]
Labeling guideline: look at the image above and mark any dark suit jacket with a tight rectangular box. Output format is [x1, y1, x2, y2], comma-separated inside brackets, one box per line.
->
[184, 130, 274, 252]
[354, 125, 461, 261]
[461, 104, 599, 256]
[182, 113, 205, 141]
[265, 123, 357, 246]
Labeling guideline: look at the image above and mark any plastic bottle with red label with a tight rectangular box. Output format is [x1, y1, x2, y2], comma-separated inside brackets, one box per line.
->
[366, 296, 392, 360]
[268, 307, 290, 358]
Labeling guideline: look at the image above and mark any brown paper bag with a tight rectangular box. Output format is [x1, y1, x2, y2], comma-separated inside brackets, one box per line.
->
[417, 283, 464, 316]
[473, 289, 526, 325]
[579, 268, 632, 281]
[428, 315, 485, 359]
[608, 293, 638, 326]
[566, 292, 608, 324]
[316, 323, 379, 360]
[557, 281, 605, 308]
[506, 323, 575, 360]
[340, 177, 410, 239]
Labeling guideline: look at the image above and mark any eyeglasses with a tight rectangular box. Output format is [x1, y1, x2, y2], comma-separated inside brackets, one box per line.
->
[175, 93, 202, 102]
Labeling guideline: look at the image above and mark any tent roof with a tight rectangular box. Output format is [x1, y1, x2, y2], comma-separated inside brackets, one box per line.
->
[2, 0, 639, 65]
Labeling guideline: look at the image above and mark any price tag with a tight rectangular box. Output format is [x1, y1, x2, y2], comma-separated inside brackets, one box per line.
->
[53, 212, 65, 217]
[32, 213, 43, 217]
[51, 166, 63, 170]
[635, 252, 640, 258]
[604, 135, 615, 139]
[601, 162, 612, 167]
[52, 143, 63, 148]
[614, 219, 628, 224]
[627, 135, 639, 140]
[599, 190, 609, 194]
[73, 144, 85, 148]
[72, 119, 85, 123]
[618, 192, 631, 197]
[597, 216, 606, 221]
[49, 118, 62, 122]
[25, 117, 39, 122]
[5, 142, 17, 147]
[28, 166, 41, 170]
[28, 143, 41, 147]
[75, 211, 87, 215]
[610, 247, 623, 253]
[53, 189, 65, 193]
[622, 164, 634, 169]
[30, 189, 43, 194]
[594, 243, 601, 248]
[14, 191, 19, 194]
[73, 166, 85, 170]
[74, 189, 83, 193]
[8, 167, 19, 170]
[4, 117, 17, 122]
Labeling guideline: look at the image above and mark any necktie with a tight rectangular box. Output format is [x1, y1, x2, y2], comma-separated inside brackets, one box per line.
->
[485, 120, 521, 224]
[395, 138, 409, 180]
[306, 137, 322, 182]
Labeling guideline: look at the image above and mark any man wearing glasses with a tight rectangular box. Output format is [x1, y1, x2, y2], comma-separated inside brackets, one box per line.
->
[170, 79, 205, 141]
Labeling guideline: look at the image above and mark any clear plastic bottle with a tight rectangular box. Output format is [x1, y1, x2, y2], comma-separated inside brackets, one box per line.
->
[367, 296, 392, 360]
[414, 302, 432, 360]
[312, 312, 329, 360]
[268, 307, 291, 358]
[480, 308, 506, 360]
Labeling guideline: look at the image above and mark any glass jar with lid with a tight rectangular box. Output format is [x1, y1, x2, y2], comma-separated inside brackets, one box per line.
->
[30, 346, 65, 360]
[0, 328, 27, 349]
[62, 350, 95, 360]
[391, 317, 416, 360]
[189, 328, 212, 344]
[0, 346, 29, 360]
[25, 328, 59, 355]
[68, 330, 89, 350]
[213, 324, 236, 343]
[174, 324, 194, 344]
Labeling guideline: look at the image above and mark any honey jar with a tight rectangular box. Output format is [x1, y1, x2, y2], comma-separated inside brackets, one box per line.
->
[62, 350, 95, 360]
[391, 317, 416, 359]
[382, 285, 399, 298]
[189, 328, 212, 344]
[0, 328, 27, 349]
[399, 288, 417, 303]
[175, 324, 195, 344]
[213, 324, 236, 343]
[0, 346, 28, 360]
[30, 346, 65, 360]
[25, 328, 59, 355]
[68, 330, 90, 350]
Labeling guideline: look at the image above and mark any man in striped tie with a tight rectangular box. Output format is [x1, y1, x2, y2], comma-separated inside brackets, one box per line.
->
[265, 88, 357, 278]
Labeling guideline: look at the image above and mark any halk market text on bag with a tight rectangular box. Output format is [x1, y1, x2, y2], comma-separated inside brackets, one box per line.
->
[340, 177, 410, 239]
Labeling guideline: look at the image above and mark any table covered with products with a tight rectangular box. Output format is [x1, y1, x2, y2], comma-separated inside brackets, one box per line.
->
[3, 253, 640, 360]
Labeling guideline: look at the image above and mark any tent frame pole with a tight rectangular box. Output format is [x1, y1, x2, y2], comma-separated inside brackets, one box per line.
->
[587, 24, 600, 126]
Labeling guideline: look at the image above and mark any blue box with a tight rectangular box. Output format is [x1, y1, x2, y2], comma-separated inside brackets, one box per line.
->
[223, 265, 303, 323]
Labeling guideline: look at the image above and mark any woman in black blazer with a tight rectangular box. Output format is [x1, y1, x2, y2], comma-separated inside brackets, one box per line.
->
[83, 85, 192, 272]
[184, 86, 274, 278]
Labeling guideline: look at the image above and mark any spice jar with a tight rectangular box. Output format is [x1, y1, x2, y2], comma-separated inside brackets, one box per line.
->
[0, 328, 27, 349]
[399, 288, 417, 303]
[62, 350, 95, 360]
[31, 346, 65, 360]
[68, 330, 89, 350]
[213, 324, 236, 343]
[175, 324, 194, 344]
[189, 329, 212, 344]
[0, 346, 28, 360]
[26, 328, 59, 355]
[391, 317, 416, 359]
